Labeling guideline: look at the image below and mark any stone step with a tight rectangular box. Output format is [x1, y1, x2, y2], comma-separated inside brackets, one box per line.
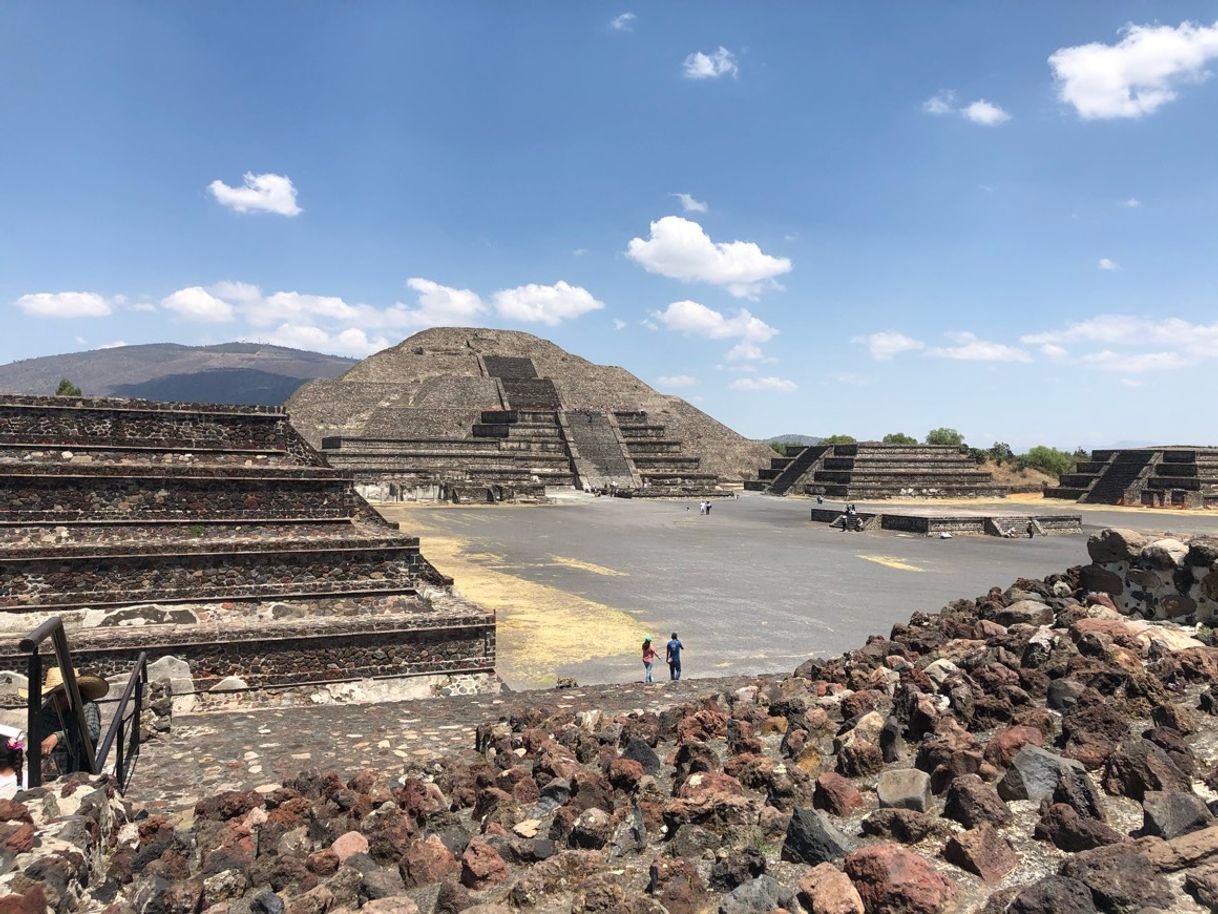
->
[0, 538, 424, 610]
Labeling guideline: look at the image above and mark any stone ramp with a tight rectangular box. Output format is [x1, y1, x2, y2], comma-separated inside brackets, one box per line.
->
[564, 410, 636, 489]
[126, 675, 761, 811]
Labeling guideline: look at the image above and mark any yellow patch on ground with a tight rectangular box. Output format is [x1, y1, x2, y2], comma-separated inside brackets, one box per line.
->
[856, 554, 925, 572]
[379, 506, 646, 687]
[546, 555, 628, 577]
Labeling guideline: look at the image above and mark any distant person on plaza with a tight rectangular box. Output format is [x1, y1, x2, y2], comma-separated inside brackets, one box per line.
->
[1026, 520, 1036, 539]
[706, 502, 712, 515]
[641, 637, 657, 683]
[666, 632, 684, 681]
[22, 666, 107, 779]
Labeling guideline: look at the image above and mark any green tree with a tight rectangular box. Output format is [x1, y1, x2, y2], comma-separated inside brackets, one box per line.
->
[770, 441, 787, 456]
[925, 427, 964, 446]
[1018, 445, 1078, 478]
[882, 432, 918, 445]
[55, 378, 82, 397]
[988, 441, 1015, 465]
[821, 434, 857, 445]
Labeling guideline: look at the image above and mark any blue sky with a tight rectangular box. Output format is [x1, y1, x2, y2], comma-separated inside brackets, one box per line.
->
[3, 3, 1217, 449]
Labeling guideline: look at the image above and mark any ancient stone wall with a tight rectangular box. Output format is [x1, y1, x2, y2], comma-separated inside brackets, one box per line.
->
[1079, 527, 1218, 622]
[0, 471, 352, 522]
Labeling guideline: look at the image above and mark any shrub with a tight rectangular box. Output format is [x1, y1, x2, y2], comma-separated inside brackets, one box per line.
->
[988, 442, 1015, 465]
[822, 434, 857, 445]
[1018, 445, 1079, 479]
[770, 442, 787, 456]
[882, 432, 918, 445]
[55, 378, 82, 397]
[925, 427, 964, 446]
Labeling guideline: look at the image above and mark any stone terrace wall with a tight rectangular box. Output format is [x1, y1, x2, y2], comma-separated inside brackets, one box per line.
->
[1080, 527, 1218, 622]
[0, 470, 352, 522]
[0, 612, 494, 693]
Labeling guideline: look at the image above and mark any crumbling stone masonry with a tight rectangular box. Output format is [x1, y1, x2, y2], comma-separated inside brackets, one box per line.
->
[0, 394, 495, 704]
[1079, 527, 1218, 622]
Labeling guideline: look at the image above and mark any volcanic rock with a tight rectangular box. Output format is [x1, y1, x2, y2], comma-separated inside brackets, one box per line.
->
[781, 808, 852, 866]
[877, 769, 932, 813]
[1140, 789, 1214, 839]
[943, 774, 1011, 829]
[941, 824, 1019, 884]
[844, 843, 957, 914]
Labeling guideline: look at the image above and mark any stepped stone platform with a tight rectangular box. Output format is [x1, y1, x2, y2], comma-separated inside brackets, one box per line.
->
[0, 393, 495, 706]
[290, 327, 772, 502]
[808, 506, 1082, 536]
[1046, 446, 1218, 508]
[748, 442, 1008, 499]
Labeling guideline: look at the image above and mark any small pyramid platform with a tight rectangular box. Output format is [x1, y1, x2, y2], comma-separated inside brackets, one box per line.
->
[1045, 446, 1218, 508]
[746, 442, 1007, 499]
[0, 394, 494, 706]
[288, 328, 773, 501]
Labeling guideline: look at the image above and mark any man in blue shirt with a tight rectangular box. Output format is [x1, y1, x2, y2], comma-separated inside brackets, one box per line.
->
[666, 633, 684, 681]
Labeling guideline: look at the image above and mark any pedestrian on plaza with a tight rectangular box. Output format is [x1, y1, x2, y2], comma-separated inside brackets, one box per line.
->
[666, 632, 684, 681]
[1026, 520, 1035, 539]
[706, 502, 712, 515]
[641, 637, 657, 683]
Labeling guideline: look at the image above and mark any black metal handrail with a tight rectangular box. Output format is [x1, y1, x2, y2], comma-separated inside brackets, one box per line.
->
[94, 652, 147, 794]
[18, 616, 97, 787]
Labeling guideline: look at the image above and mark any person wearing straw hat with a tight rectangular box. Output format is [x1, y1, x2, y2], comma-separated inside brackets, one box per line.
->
[20, 666, 107, 778]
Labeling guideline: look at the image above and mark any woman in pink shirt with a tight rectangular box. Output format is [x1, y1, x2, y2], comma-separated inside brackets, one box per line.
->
[641, 637, 658, 683]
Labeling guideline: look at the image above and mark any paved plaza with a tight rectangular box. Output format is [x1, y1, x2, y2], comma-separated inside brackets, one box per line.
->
[381, 493, 1218, 689]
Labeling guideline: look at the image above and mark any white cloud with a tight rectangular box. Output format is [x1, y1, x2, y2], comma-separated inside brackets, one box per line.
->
[652, 300, 777, 343]
[1025, 315, 1218, 376]
[671, 192, 708, 213]
[1039, 343, 1069, 359]
[1049, 19, 1218, 119]
[1120, 197, 1142, 208]
[399, 277, 487, 327]
[1081, 350, 1189, 372]
[626, 216, 791, 298]
[207, 172, 301, 216]
[730, 376, 797, 392]
[610, 12, 636, 31]
[683, 46, 738, 80]
[725, 340, 767, 362]
[572, 248, 589, 257]
[829, 372, 869, 386]
[493, 281, 604, 326]
[928, 332, 1031, 363]
[858, 331, 924, 361]
[613, 319, 627, 331]
[641, 318, 659, 331]
[962, 99, 1012, 125]
[260, 323, 389, 357]
[922, 91, 956, 115]
[161, 286, 235, 322]
[924, 90, 1011, 125]
[656, 374, 698, 388]
[1120, 378, 1144, 387]
[98, 340, 127, 349]
[15, 291, 112, 318]
[1097, 257, 1120, 271]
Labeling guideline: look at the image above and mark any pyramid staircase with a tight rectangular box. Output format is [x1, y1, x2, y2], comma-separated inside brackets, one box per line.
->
[1046, 447, 1218, 508]
[612, 411, 722, 496]
[747, 443, 1005, 499]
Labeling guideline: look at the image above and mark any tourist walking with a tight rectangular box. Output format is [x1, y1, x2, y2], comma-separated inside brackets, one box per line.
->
[0, 728, 24, 799]
[1026, 520, 1036, 539]
[641, 637, 657, 683]
[666, 632, 684, 681]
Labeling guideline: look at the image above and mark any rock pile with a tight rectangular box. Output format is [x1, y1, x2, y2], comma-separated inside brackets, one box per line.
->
[6, 528, 1218, 914]
[1080, 527, 1217, 623]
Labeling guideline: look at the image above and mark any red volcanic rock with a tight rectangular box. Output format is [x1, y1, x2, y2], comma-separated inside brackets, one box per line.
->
[798, 862, 864, 914]
[941, 824, 1019, 884]
[330, 831, 368, 862]
[813, 773, 864, 817]
[459, 837, 508, 889]
[983, 725, 1044, 769]
[401, 835, 459, 888]
[647, 855, 707, 914]
[844, 843, 957, 914]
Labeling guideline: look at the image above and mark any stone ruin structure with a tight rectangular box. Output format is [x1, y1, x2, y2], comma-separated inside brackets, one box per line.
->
[1046, 447, 1218, 508]
[287, 327, 774, 502]
[0, 393, 496, 709]
[748, 442, 1007, 499]
[7, 528, 1218, 914]
[1080, 527, 1218, 623]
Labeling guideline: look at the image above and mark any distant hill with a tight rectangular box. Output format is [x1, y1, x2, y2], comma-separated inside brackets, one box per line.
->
[0, 342, 356, 406]
[765, 434, 823, 447]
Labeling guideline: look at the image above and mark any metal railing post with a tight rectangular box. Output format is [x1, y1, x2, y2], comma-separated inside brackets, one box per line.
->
[25, 650, 42, 789]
